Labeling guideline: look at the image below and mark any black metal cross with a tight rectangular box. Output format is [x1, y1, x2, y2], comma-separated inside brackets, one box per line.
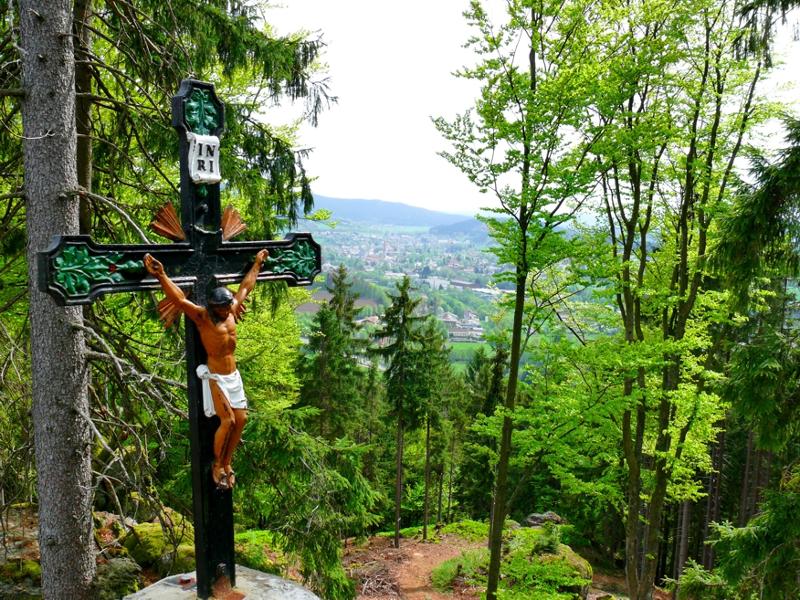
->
[38, 79, 321, 598]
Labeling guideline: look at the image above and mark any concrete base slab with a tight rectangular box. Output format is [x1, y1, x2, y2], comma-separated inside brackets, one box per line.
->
[124, 566, 320, 600]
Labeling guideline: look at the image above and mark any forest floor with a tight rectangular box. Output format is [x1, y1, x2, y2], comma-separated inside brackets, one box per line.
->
[1, 507, 670, 600]
[344, 534, 671, 600]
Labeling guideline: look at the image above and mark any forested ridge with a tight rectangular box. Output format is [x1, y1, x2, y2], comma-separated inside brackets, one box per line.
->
[2, 1, 800, 599]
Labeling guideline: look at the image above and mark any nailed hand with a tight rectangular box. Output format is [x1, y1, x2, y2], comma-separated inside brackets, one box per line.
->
[144, 253, 164, 276]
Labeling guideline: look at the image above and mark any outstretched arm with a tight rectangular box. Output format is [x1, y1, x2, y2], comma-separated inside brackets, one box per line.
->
[234, 249, 268, 305]
[144, 254, 205, 323]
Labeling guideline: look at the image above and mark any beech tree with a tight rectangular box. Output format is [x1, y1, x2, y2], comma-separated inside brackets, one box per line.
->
[435, 1, 600, 595]
[586, 0, 769, 595]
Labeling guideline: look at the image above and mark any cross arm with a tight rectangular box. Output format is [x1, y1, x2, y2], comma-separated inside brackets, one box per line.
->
[38, 232, 322, 306]
[215, 233, 322, 287]
[38, 235, 195, 306]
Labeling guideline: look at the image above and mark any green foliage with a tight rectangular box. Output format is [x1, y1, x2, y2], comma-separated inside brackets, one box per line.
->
[713, 118, 800, 307]
[237, 406, 379, 600]
[431, 548, 489, 591]
[669, 560, 730, 600]
[430, 526, 590, 599]
[300, 265, 368, 439]
[373, 276, 427, 426]
[456, 345, 506, 518]
[237, 308, 377, 600]
[709, 465, 800, 600]
[234, 530, 285, 574]
[440, 519, 490, 542]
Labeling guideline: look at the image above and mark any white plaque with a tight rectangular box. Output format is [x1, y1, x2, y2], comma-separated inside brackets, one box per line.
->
[187, 133, 221, 184]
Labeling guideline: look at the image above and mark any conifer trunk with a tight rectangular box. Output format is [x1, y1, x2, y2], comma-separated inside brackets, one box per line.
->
[675, 500, 691, 583]
[19, 1, 95, 596]
[703, 429, 725, 569]
[73, 0, 93, 232]
[739, 432, 755, 526]
[394, 411, 404, 548]
[436, 468, 444, 525]
[422, 414, 431, 541]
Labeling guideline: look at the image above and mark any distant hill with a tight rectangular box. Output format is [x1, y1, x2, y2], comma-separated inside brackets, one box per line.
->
[429, 218, 488, 240]
[313, 195, 469, 227]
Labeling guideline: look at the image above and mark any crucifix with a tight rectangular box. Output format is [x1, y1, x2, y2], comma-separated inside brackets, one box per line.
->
[37, 79, 321, 598]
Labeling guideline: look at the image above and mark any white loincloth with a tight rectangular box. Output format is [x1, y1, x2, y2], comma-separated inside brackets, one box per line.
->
[196, 365, 248, 418]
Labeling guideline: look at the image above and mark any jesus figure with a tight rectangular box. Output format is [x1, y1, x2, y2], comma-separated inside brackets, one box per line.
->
[144, 249, 268, 489]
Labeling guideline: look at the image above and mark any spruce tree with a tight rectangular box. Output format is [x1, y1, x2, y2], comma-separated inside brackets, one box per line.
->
[302, 265, 365, 439]
[373, 276, 425, 548]
[457, 346, 508, 519]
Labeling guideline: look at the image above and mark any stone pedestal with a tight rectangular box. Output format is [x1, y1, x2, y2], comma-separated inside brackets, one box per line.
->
[124, 566, 320, 600]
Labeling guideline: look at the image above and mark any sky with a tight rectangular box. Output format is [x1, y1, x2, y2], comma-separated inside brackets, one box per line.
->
[266, 2, 800, 218]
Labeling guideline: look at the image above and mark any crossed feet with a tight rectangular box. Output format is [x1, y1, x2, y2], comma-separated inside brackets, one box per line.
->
[212, 462, 236, 490]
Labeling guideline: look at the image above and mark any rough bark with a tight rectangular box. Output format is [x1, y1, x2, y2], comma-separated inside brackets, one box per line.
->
[393, 410, 404, 549]
[702, 428, 725, 569]
[436, 467, 444, 525]
[73, 0, 93, 234]
[422, 414, 431, 541]
[675, 500, 691, 582]
[19, 0, 95, 597]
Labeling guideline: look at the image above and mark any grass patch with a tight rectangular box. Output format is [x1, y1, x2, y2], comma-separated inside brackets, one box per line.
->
[375, 525, 424, 539]
[431, 548, 489, 591]
[429, 523, 591, 599]
[234, 530, 285, 574]
[440, 519, 489, 542]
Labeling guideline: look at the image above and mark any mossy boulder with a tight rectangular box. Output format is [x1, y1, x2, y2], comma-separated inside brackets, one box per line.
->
[557, 543, 592, 581]
[122, 511, 193, 569]
[158, 508, 194, 545]
[234, 530, 286, 574]
[0, 559, 42, 584]
[124, 522, 167, 566]
[535, 544, 593, 599]
[159, 543, 196, 576]
[92, 558, 142, 600]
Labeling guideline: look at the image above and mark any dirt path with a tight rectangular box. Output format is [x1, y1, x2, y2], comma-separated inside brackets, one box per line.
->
[345, 535, 674, 600]
[346, 535, 482, 600]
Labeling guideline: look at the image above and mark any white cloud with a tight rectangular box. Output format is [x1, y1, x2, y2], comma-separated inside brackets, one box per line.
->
[266, 3, 800, 216]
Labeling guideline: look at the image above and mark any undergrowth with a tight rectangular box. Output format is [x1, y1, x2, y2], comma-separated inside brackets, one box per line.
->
[430, 522, 590, 599]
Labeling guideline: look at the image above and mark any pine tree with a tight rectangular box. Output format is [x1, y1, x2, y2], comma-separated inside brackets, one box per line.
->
[416, 319, 450, 541]
[457, 345, 507, 519]
[373, 276, 425, 548]
[301, 265, 365, 439]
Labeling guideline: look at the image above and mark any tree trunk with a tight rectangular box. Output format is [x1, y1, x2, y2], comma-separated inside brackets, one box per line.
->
[422, 414, 431, 541]
[739, 431, 754, 525]
[656, 507, 670, 585]
[702, 428, 725, 569]
[73, 0, 93, 233]
[436, 468, 444, 526]
[675, 500, 691, 589]
[19, 1, 96, 597]
[446, 434, 456, 523]
[486, 267, 527, 599]
[394, 412, 404, 548]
